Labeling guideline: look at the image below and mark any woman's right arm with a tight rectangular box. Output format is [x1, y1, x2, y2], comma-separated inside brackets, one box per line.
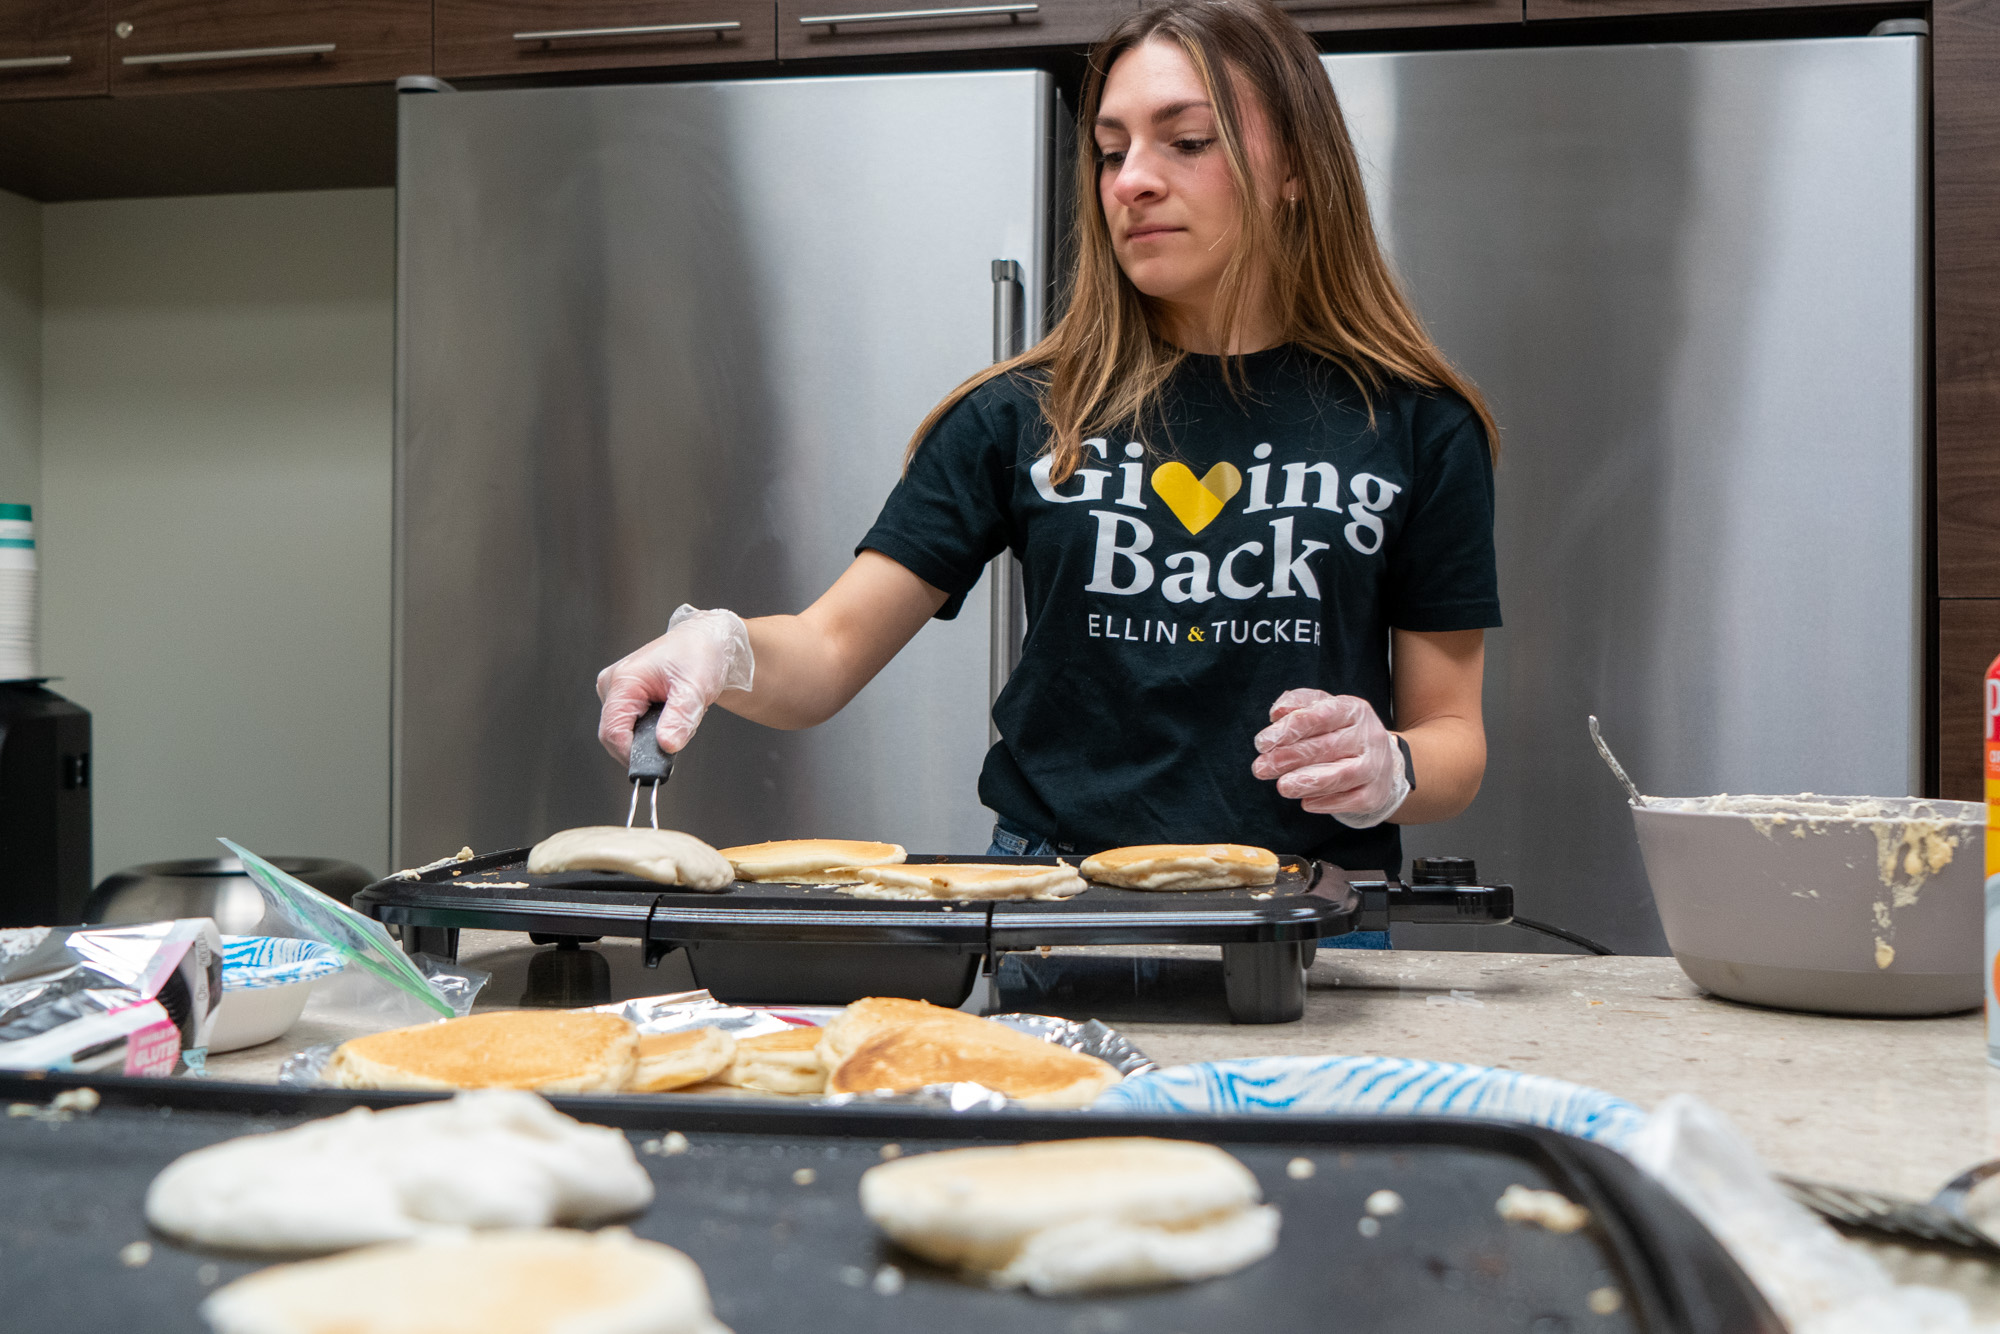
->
[596, 550, 948, 760]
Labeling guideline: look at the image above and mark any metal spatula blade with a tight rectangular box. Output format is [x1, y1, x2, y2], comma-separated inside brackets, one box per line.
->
[626, 702, 671, 829]
[1780, 1173, 2000, 1254]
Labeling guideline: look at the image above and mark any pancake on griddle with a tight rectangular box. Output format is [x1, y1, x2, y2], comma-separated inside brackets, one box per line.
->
[842, 862, 1085, 901]
[627, 1027, 737, 1093]
[1079, 843, 1279, 890]
[326, 1011, 638, 1095]
[526, 827, 733, 889]
[201, 1228, 732, 1334]
[716, 838, 906, 883]
[859, 1138, 1279, 1295]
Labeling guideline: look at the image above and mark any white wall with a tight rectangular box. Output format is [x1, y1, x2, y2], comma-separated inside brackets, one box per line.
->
[0, 189, 38, 509]
[41, 189, 395, 882]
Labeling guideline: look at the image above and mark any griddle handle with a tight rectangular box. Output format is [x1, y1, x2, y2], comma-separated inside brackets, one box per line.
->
[628, 703, 673, 783]
[1387, 881, 1514, 927]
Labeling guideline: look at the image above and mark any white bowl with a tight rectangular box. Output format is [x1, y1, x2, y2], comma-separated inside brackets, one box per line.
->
[1632, 795, 1984, 1016]
[211, 936, 346, 1053]
[208, 979, 318, 1053]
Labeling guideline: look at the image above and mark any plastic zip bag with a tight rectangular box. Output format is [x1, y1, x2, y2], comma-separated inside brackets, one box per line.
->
[220, 839, 484, 1026]
[1629, 1095, 2000, 1334]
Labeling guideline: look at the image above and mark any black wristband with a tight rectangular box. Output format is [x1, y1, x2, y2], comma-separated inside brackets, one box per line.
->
[1396, 735, 1416, 792]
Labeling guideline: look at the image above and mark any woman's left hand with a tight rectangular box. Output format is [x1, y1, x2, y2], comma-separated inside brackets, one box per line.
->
[1251, 689, 1411, 828]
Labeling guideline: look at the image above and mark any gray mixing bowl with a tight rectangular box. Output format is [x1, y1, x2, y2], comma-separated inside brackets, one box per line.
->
[1632, 795, 1983, 1016]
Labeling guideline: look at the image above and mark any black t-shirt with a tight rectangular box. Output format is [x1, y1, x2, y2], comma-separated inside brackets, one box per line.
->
[858, 344, 1500, 872]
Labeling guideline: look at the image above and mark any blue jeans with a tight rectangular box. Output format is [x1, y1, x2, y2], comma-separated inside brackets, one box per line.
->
[985, 818, 1390, 950]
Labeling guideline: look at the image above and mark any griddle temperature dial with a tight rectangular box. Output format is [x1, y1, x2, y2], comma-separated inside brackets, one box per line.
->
[1410, 857, 1477, 886]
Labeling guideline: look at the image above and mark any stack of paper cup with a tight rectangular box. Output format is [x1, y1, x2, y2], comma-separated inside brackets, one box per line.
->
[0, 504, 39, 680]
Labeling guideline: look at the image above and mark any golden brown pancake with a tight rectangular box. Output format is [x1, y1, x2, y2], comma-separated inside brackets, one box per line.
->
[1079, 844, 1279, 890]
[627, 1027, 737, 1093]
[325, 1011, 638, 1094]
[822, 1003, 1121, 1108]
[711, 1026, 827, 1094]
[844, 862, 1086, 901]
[200, 1228, 733, 1334]
[813, 997, 988, 1069]
[716, 839, 906, 883]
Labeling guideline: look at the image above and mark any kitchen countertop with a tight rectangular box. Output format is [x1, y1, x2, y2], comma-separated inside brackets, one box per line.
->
[199, 932, 2000, 1308]
[207, 931, 1991, 1195]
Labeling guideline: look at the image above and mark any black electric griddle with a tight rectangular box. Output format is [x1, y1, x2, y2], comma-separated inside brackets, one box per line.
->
[0, 1070, 1779, 1334]
[354, 852, 1513, 1023]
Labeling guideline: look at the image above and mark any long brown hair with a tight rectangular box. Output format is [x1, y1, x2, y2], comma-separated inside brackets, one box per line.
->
[906, 0, 1499, 481]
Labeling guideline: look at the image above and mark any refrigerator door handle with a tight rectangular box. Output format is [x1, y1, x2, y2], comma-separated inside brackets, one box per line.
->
[991, 258, 1025, 363]
[988, 258, 1028, 744]
[988, 554, 1021, 746]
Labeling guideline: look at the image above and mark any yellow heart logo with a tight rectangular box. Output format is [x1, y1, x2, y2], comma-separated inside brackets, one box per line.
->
[1151, 462, 1243, 534]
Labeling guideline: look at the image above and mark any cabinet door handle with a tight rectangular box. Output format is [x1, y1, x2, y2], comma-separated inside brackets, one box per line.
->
[798, 4, 1038, 26]
[122, 43, 335, 67]
[0, 55, 73, 70]
[1275, 0, 1477, 7]
[514, 21, 742, 40]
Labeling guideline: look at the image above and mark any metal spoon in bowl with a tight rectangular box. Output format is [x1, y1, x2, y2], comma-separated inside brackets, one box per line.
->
[1588, 715, 1652, 807]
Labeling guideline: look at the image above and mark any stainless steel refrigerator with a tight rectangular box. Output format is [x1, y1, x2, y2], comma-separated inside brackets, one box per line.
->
[395, 71, 1055, 865]
[398, 39, 1925, 959]
[1326, 34, 1927, 953]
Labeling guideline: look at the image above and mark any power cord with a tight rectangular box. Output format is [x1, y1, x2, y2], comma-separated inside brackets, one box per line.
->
[1508, 916, 1615, 956]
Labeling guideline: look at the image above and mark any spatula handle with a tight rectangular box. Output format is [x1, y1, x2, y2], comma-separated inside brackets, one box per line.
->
[628, 702, 674, 783]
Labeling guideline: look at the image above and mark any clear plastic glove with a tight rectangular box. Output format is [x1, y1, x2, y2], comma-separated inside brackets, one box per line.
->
[595, 605, 754, 762]
[1250, 688, 1410, 828]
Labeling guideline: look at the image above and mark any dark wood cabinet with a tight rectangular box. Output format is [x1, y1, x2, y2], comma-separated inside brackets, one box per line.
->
[1936, 0, 2000, 598]
[1277, 0, 1521, 34]
[1525, 0, 1871, 17]
[438, 1, 776, 76]
[108, 0, 429, 94]
[0, 0, 107, 100]
[1937, 600, 2000, 800]
[778, 1, 1131, 59]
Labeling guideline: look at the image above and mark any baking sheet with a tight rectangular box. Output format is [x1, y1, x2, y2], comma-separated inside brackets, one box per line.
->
[0, 1089, 1758, 1334]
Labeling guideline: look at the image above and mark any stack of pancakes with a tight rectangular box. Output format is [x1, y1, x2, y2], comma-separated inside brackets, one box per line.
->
[326, 998, 1121, 1107]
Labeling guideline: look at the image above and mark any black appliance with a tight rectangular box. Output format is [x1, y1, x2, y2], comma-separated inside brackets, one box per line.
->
[354, 852, 1514, 1024]
[0, 682, 91, 928]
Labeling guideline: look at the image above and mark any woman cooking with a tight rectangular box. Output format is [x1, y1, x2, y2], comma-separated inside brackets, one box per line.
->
[593, 0, 1500, 946]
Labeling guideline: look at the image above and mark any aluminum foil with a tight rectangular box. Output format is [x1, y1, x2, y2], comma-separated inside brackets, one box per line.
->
[985, 1013, 1155, 1079]
[590, 991, 812, 1041]
[277, 1043, 338, 1086]
[276, 991, 1153, 1105]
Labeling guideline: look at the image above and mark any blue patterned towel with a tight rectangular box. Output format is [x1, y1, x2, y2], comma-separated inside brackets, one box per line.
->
[1094, 1056, 1648, 1149]
[221, 936, 345, 992]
